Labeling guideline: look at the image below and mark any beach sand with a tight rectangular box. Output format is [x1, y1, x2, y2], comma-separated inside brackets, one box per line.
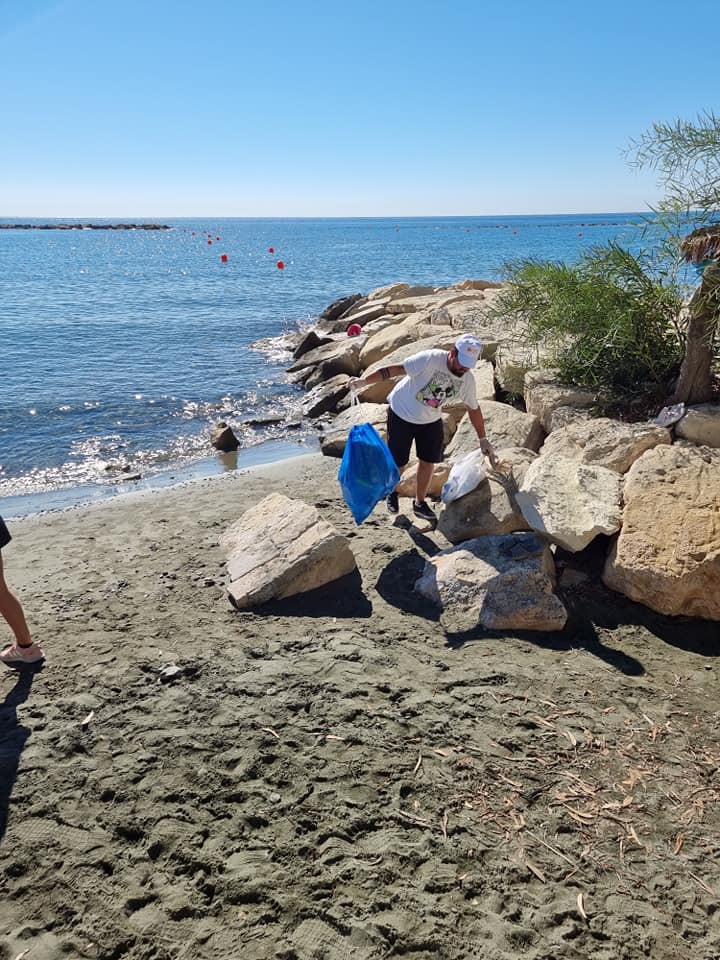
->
[1, 453, 718, 960]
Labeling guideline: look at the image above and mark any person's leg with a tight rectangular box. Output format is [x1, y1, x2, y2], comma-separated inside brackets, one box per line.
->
[386, 409, 413, 512]
[0, 551, 43, 664]
[412, 419, 444, 521]
[415, 459, 434, 503]
[0, 552, 32, 647]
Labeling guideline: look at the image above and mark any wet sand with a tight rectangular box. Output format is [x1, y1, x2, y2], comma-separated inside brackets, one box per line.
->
[1, 453, 718, 960]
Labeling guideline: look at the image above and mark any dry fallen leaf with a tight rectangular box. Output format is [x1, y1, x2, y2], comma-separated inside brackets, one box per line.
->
[674, 833, 684, 855]
[526, 859, 546, 883]
[577, 891, 588, 921]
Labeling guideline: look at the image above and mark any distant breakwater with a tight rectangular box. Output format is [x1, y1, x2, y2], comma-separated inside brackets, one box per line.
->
[0, 223, 171, 230]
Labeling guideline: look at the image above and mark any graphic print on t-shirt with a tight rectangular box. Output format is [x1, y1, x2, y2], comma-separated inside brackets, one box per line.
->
[416, 370, 459, 409]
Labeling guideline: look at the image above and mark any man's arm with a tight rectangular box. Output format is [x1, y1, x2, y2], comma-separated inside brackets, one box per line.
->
[467, 406, 497, 466]
[349, 364, 406, 390]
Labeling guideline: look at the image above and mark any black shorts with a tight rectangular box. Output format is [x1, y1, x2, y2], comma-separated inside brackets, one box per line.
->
[0, 516, 11, 550]
[387, 408, 444, 466]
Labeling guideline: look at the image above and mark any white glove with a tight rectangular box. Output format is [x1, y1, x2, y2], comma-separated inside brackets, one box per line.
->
[478, 437, 498, 467]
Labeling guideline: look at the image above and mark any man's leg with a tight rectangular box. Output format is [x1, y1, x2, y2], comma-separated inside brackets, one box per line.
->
[415, 459, 434, 503]
[0, 551, 32, 648]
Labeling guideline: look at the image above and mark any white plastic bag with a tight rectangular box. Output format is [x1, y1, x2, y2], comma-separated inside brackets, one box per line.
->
[441, 451, 486, 504]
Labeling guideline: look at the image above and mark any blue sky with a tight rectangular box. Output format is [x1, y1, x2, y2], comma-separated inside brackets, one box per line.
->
[1, 0, 718, 217]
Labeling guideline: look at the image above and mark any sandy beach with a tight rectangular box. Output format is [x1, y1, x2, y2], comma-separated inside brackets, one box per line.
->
[1, 452, 718, 960]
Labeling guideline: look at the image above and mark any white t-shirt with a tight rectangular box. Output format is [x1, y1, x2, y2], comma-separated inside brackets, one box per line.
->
[388, 349, 479, 425]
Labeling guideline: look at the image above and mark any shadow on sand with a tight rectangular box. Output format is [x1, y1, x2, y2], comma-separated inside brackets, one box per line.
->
[0, 667, 39, 843]
[257, 568, 373, 619]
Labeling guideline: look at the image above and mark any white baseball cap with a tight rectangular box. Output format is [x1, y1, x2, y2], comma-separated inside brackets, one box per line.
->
[454, 334, 483, 369]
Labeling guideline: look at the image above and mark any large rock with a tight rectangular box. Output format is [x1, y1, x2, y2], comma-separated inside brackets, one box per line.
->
[386, 291, 489, 316]
[292, 327, 334, 360]
[337, 299, 391, 326]
[414, 532, 567, 632]
[317, 293, 362, 327]
[210, 421, 239, 452]
[366, 281, 410, 301]
[602, 445, 720, 619]
[541, 418, 672, 474]
[288, 336, 365, 375]
[446, 400, 545, 457]
[396, 461, 450, 498]
[523, 369, 598, 432]
[319, 402, 388, 457]
[516, 455, 623, 552]
[359, 319, 449, 369]
[437, 447, 536, 544]
[301, 374, 350, 418]
[675, 403, 720, 448]
[222, 494, 357, 609]
[495, 342, 550, 395]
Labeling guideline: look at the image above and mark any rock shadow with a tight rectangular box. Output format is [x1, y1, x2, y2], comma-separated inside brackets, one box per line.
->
[375, 549, 441, 622]
[257, 568, 372, 618]
[445, 621, 646, 676]
[0, 670, 36, 844]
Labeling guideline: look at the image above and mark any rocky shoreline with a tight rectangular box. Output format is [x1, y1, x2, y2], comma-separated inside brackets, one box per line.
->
[278, 278, 720, 625]
[0, 222, 171, 230]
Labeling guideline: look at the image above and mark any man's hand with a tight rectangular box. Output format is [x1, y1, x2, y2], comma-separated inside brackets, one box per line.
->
[478, 437, 498, 467]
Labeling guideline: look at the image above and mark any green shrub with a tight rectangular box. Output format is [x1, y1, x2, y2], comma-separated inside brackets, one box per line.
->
[492, 242, 684, 413]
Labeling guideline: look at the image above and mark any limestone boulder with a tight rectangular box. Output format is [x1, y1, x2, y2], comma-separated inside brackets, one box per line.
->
[602, 445, 720, 619]
[446, 400, 545, 458]
[317, 293, 363, 328]
[222, 494, 356, 609]
[386, 291, 490, 316]
[301, 374, 350, 418]
[288, 335, 366, 376]
[366, 281, 410, 301]
[675, 402, 720, 448]
[361, 316, 396, 336]
[414, 532, 567, 632]
[396, 460, 450, 498]
[210, 421, 239, 452]
[541, 418, 672, 474]
[359, 319, 450, 369]
[292, 327, 334, 360]
[337, 299, 391, 326]
[523, 369, 598, 432]
[516, 455, 623, 552]
[319, 402, 388, 457]
[452, 279, 504, 292]
[437, 447, 536, 544]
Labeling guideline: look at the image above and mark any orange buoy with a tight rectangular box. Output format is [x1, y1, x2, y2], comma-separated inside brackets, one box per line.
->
[347, 323, 362, 337]
[276, 260, 285, 269]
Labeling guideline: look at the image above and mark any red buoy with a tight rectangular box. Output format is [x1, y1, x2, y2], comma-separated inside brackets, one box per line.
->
[578, 232, 583, 237]
[221, 254, 228, 263]
[208, 240, 212, 245]
[276, 260, 285, 269]
[347, 323, 362, 337]
[269, 247, 274, 253]
[216, 236, 220, 240]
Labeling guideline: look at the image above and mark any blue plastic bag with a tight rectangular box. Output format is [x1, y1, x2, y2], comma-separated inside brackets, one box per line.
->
[338, 422, 401, 524]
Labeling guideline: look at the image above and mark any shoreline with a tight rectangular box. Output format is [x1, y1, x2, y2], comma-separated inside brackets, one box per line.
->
[0, 437, 319, 521]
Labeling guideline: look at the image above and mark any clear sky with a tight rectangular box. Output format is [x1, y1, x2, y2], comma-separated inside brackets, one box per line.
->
[1, 0, 718, 217]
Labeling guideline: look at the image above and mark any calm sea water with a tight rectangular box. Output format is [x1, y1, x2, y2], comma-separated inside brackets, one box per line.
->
[1, 214, 645, 516]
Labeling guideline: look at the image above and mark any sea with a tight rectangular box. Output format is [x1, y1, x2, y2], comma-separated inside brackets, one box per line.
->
[1, 213, 648, 518]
